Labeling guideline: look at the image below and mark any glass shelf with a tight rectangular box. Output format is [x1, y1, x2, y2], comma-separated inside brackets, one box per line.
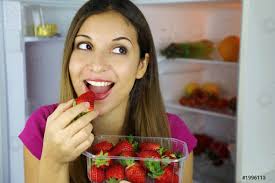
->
[24, 36, 65, 43]
[165, 100, 236, 120]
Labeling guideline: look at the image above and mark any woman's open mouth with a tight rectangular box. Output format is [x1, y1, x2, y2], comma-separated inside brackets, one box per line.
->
[84, 80, 115, 100]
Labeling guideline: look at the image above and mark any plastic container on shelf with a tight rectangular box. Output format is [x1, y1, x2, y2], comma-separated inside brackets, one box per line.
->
[82, 135, 189, 183]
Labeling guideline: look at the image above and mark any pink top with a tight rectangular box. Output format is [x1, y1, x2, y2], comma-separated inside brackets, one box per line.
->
[19, 104, 197, 160]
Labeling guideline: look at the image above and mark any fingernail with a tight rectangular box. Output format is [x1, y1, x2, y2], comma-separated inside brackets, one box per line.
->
[84, 102, 90, 107]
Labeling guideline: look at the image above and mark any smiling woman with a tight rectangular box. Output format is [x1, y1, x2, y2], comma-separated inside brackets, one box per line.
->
[68, 11, 147, 115]
[18, 0, 197, 183]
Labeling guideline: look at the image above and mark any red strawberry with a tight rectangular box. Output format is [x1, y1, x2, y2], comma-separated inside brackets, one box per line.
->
[208, 141, 230, 159]
[110, 140, 134, 156]
[119, 151, 136, 167]
[161, 151, 180, 171]
[120, 151, 136, 157]
[75, 90, 95, 111]
[125, 163, 146, 183]
[138, 150, 161, 159]
[93, 151, 113, 169]
[154, 166, 178, 183]
[140, 142, 161, 151]
[137, 150, 161, 171]
[88, 165, 105, 183]
[106, 163, 125, 182]
[92, 141, 113, 154]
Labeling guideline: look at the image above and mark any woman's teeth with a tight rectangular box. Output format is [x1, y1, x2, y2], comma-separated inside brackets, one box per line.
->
[86, 80, 112, 87]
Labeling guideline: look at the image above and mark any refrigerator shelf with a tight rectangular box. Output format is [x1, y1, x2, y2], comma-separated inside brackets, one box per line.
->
[165, 100, 236, 120]
[24, 36, 65, 43]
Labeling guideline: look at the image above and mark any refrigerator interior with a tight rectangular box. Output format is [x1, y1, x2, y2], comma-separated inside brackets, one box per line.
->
[22, 1, 242, 183]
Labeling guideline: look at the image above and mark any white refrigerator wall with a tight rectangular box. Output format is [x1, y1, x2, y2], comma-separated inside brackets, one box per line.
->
[3, 1, 25, 183]
[0, 1, 10, 183]
[237, 0, 275, 182]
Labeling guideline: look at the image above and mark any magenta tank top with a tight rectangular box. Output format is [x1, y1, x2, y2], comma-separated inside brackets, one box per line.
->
[19, 104, 197, 159]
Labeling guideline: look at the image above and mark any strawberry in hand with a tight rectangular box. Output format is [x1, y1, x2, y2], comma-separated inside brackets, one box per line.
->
[72, 90, 95, 121]
[74, 90, 95, 111]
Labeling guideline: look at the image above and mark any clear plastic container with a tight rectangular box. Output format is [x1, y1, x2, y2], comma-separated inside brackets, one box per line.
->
[83, 135, 188, 183]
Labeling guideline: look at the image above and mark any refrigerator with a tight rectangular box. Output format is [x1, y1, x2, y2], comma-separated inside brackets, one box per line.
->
[0, 0, 275, 183]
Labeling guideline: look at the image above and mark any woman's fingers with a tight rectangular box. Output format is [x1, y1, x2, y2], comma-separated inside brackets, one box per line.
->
[73, 134, 94, 156]
[48, 99, 74, 120]
[65, 111, 98, 136]
[57, 102, 91, 129]
[69, 123, 93, 148]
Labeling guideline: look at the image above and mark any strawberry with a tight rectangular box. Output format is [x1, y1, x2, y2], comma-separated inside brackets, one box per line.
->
[125, 163, 146, 183]
[74, 90, 95, 111]
[161, 150, 183, 171]
[140, 142, 160, 151]
[92, 141, 113, 154]
[153, 166, 178, 183]
[137, 150, 161, 159]
[208, 141, 230, 159]
[72, 91, 95, 121]
[139, 142, 166, 155]
[137, 150, 161, 172]
[93, 151, 113, 169]
[110, 140, 134, 156]
[119, 151, 136, 167]
[88, 165, 105, 183]
[106, 163, 125, 182]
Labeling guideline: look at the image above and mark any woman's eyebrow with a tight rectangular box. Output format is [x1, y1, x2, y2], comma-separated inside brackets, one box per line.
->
[112, 36, 133, 45]
[75, 34, 92, 40]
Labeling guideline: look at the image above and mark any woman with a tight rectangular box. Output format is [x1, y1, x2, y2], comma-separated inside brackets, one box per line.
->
[19, 0, 197, 182]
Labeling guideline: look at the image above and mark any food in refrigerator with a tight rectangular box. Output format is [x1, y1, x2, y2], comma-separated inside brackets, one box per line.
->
[217, 35, 240, 62]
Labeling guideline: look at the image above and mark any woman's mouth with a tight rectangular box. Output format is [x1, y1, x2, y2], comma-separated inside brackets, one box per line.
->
[84, 80, 115, 100]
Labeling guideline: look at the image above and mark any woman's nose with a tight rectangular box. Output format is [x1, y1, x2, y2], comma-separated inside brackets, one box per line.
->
[87, 54, 111, 73]
[88, 63, 110, 73]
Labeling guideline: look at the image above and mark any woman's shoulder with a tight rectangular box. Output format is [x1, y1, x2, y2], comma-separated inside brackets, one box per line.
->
[166, 113, 197, 153]
[18, 103, 58, 159]
[26, 103, 58, 127]
[32, 103, 59, 119]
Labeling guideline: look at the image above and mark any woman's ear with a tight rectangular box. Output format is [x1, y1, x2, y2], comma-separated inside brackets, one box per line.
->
[136, 53, 149, 79]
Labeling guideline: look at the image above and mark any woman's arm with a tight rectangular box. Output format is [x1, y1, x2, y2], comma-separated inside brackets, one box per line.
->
[182, 152, 194, 183]
[24, 147, 39, 183]
[24, 146, 69, 183]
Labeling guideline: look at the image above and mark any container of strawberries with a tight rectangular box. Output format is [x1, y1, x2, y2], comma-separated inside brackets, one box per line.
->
[83, 135, 188, 183]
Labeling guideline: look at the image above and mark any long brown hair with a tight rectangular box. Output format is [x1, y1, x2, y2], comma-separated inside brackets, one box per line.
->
[59, 0, 171, 182]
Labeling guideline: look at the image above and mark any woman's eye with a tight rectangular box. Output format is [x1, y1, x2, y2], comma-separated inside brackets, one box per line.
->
[112, 47, 128, 55]
[77, 43, 92, 50]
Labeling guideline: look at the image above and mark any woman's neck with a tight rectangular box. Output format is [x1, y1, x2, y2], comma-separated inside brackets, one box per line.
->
[92, 101, 128, 136]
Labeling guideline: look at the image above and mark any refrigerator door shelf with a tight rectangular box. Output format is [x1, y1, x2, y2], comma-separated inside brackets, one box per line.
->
[24, 36, 65, 43]
[165, 100, 236, 120]
[159, 57, 239, 66]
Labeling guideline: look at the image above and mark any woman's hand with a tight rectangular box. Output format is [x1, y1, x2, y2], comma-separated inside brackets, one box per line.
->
[41, 99, 98, 164]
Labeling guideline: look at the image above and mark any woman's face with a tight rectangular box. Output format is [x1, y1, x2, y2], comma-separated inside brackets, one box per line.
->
[69, 11, 148, 115]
